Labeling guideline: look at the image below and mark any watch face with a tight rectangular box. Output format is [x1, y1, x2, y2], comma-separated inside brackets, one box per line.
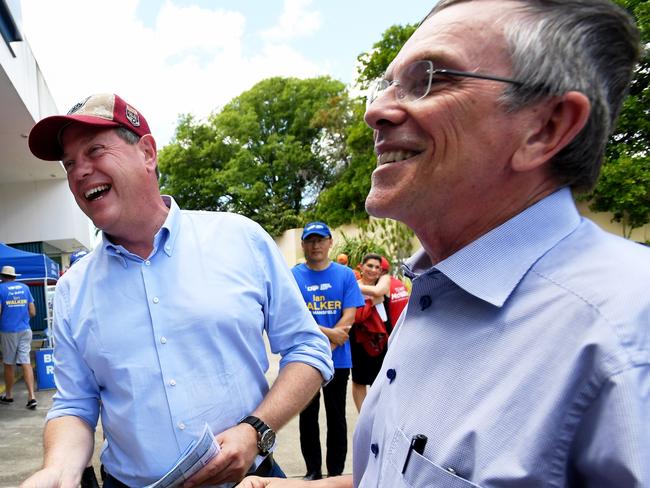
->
[259, 429, 276, 453]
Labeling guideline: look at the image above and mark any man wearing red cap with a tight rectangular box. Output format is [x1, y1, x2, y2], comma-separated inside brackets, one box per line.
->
[23, 94, 334, 488]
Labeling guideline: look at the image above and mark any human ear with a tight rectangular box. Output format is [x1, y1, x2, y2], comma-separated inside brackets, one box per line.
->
[512, 91, 590, 172]
[139, 134, 158, 173]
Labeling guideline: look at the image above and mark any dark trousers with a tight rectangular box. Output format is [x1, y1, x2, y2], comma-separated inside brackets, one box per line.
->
[101, 454, 284, 488]
[299, 367, 350, 476]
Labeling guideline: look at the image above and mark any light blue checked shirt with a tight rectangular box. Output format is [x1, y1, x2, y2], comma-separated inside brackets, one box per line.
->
[48, 196, 333, 487]
[353, 187, 650, 487]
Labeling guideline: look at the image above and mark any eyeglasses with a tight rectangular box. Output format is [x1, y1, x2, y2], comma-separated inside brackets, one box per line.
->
[366, 59, 524, 108]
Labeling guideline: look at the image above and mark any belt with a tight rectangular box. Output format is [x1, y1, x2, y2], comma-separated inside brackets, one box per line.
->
[102, 471, 130, 488]
[102, 454, 275, 488]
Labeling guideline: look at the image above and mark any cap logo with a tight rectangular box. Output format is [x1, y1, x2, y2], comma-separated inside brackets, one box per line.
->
[67, 96, 90, 115]
[125, 105, 140, 127]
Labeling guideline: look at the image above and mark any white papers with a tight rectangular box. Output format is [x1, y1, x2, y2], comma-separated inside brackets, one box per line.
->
[144, 423, 220, 488]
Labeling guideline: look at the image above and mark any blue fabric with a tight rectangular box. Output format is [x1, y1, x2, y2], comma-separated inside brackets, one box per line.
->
[0, 281, 34, 332]
[353, 188, 650, 487]
[292, 262, 364, 368]
[47, 196, 333, 488]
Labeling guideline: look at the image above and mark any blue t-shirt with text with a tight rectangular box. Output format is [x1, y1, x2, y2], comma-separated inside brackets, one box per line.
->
[292, 262, 364, 368]
[0, 281, 34, 333]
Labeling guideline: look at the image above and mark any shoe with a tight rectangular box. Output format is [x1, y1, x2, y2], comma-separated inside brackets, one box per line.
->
[26, 399, 37, 410]
[302, 472, 323, 480]
[0, 395, 14, 404]
[328, 473, 343, 477]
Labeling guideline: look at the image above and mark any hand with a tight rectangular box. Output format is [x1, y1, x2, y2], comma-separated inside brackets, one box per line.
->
[183, 423, 258, 488]
[328, 326, 350, 346]
[21, 467, 82, 488]
[237, 477, 309, 487]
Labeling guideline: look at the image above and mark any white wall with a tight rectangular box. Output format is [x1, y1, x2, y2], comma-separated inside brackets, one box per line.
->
[0, 179, 92, 250]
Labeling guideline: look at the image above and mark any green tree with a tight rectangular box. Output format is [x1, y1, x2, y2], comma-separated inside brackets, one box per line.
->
[332, 219, 415, 277]
[583, 0, 650, 235]
[159, 76, 348, 236]
[311, 24, 417, 227]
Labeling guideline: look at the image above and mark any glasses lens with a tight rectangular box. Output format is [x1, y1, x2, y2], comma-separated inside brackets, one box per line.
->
[367, 79, 385, 108]
[400, 60, 433, 102]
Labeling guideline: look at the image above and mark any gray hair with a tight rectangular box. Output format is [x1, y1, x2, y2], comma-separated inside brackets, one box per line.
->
[424, 0, 640, 191]
[114, 127, 160, 180]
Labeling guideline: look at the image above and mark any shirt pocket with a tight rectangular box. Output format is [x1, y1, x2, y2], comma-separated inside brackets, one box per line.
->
[379, 427, 483, 488]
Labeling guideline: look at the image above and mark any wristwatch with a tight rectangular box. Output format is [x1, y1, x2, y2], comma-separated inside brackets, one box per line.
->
[238, 415, 276, 454]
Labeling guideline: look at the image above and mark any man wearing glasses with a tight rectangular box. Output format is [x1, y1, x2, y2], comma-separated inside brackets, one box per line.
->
[241, 0, 648, 487]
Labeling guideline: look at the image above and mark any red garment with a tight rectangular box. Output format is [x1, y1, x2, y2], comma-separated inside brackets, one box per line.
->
[354, 298, 388, 357]
[388, 277, 409, 327]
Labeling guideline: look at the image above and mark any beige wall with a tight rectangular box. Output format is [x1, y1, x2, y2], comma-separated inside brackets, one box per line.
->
[575, 200, 650, 243]
[275, 203, 649, 267]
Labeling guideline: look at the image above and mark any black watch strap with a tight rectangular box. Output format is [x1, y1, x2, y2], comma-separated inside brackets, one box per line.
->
[239, 415, 276, 454]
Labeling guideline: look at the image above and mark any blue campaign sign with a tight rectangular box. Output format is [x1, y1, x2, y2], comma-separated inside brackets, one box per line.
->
[35, 348, 56, 390]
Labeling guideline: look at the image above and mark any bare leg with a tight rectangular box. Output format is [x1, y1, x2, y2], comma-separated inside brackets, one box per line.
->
[21, 363, 36, 400]
[3, 363, 15, 398]
[352, 382, 367, 412]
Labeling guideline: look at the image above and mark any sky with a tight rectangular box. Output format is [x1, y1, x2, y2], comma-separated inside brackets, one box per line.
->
[19, 0, 427, 147]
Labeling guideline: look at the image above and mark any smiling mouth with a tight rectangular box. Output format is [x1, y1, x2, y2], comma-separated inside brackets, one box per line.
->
[377, 150, 420, 166]
[84, 184, 111, 201]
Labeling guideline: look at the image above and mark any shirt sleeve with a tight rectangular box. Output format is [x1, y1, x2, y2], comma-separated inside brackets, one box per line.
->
[46, 280, 101, 430]
[253, 227, 334, 382]
[343, 268, 365, 309]
[571, 365, 650, 486]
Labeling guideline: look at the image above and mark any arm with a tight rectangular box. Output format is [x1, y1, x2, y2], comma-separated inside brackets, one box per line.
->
[358, 274, 390, 299]
[321, 307, 357, 347]
[21, 416, 94, 488]
[238, 474, 353, 487]
[185, 363, 324, 488]
[29, 302, 36, 318]
[570, 366, 650, 485]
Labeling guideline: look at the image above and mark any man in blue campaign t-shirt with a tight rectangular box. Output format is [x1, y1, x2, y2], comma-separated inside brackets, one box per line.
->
[292, 221, 363, 480]
[0, 265, 37, 409]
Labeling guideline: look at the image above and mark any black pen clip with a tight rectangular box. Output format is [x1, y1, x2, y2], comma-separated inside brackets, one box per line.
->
[402, 434, 428, 474]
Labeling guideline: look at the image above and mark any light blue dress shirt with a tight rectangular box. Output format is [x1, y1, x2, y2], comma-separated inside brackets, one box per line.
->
[48, 196, 333, 487]
[353, 188, 650, 487]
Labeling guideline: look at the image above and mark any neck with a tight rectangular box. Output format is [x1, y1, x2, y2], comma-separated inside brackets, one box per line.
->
[105, 203, 170, 259]
[305, 259, 331, 271]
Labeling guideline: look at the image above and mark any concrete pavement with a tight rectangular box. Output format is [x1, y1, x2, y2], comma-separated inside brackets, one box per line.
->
[0, 343, 359, 487]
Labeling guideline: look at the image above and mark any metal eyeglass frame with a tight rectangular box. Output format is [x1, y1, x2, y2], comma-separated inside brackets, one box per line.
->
[366, 59, 525, 108]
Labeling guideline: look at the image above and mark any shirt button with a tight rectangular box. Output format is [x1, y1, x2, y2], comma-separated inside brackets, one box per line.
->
[165, 246, 171, 252]
[178, 422, 185, 430]
[446, 467, 457, 475]
[169, 379, 176, 386]
[160, 336, 167, 344]
[370, 443, 379, 457]
[145, 260, 151, 266]
[386, 368, 396, 383]
[153, 297, 160, 304]
[419, 295, 432, 310]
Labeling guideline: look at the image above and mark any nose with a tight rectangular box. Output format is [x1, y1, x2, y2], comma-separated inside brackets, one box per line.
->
[364, 87, 407, 130]
[68, 156, 95, 182]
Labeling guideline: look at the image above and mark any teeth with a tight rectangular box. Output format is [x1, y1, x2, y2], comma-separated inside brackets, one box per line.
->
[84, 184, 110, 199]
[377, 150, 418, 165]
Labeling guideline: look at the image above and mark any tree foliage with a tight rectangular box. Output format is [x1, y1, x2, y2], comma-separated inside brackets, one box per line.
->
[585, 0, 650, 234]
[158, 76, 348, 236]
[332, 219, 415, 277]
[310, 24, 418, 227]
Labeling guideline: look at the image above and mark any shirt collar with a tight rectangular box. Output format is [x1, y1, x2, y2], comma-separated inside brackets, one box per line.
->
[101, 195, 180, 261]
[404, 187, 581, 307]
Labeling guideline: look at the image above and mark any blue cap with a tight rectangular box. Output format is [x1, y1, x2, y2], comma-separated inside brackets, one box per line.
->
[301, 221, 331, 240]
[70, 250, 88, 266]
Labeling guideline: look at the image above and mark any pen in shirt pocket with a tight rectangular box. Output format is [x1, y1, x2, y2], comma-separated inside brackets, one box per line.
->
[402, 434, 427, 474]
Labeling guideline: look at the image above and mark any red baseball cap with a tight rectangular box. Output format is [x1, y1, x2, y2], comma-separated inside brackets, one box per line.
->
[28, 93, 151, 161]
